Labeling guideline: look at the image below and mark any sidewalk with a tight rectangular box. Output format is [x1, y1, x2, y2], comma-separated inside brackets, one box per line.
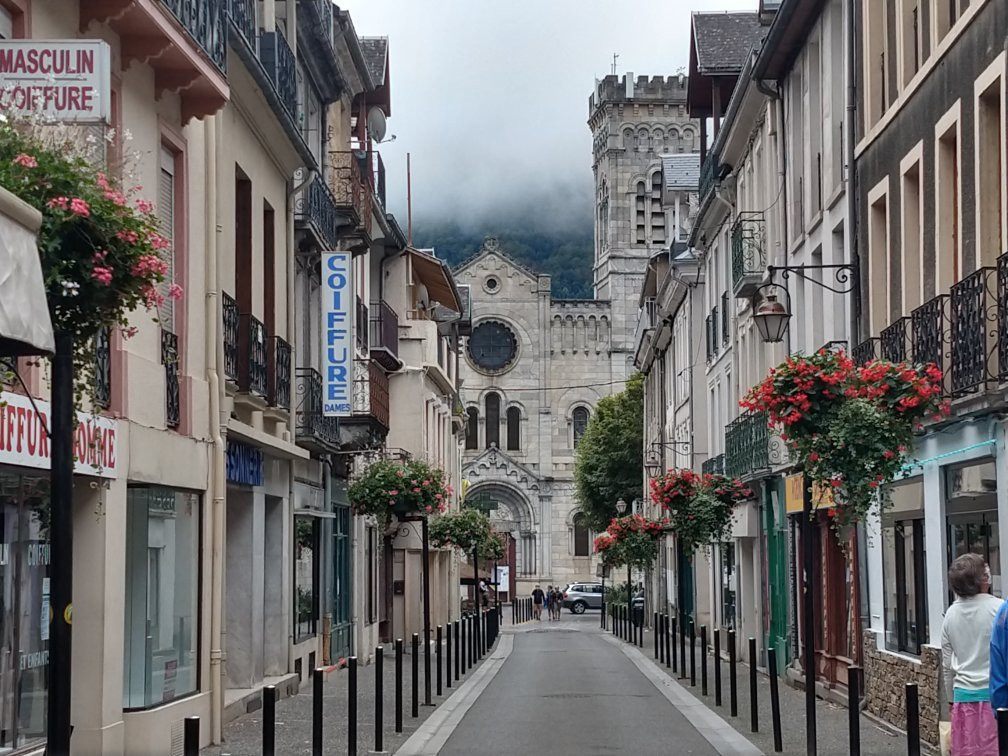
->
[203, 618, 503, 755]
[623, 619, 908, 756]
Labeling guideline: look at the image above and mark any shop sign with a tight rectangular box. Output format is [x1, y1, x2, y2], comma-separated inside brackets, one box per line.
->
[0, 391, 117, 478]
[0, 40, 111, 121]
[226, 440, 263, 487]
[784, 473, 834, 514]
[321, 252, 352, 417]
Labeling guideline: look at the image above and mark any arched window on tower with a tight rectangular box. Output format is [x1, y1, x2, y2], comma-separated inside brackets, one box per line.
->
[573, 513, 590, 557]
[572, 406, 590, 448]
[506, 406, 521, 451]
[485, 392, 500, 448]
[635, 181, 646, 244]
[650, 171, 665, 245]
[465, 407, 479, 450]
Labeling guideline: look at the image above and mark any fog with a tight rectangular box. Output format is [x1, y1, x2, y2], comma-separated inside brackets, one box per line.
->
[340, 0, 755, 233]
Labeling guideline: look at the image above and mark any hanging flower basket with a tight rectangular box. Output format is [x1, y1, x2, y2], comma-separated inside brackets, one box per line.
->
[648, 468, 700, 513]
[348, 458, 452, 523]
[604, 514, 665, 570]
[651, 471, 751, 553]
[741, 349, 948, 528]
[428, 507, 491, 552]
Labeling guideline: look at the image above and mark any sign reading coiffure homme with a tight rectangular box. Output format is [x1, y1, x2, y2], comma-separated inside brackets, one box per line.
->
[0, 40, 111, 122]
[0, 391, 117, 478]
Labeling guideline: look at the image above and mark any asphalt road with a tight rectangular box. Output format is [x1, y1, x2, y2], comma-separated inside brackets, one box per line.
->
[438, 615, 720, 756]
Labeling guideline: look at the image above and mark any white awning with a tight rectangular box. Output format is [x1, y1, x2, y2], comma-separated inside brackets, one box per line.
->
[0, 185, 53, 355]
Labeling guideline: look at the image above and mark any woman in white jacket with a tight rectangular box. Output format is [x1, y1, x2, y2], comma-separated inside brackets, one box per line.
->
[941, 552, 1001, 755]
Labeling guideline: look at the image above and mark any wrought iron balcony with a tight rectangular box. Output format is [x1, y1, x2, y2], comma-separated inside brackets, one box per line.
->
[731, 212, 767, 297]
[910, 295, 950, 397]
[355, 297, 369, 353]
[998, 252, 1008, 383]
[228, 0, 257, 51]
[702, 453, 725, 476]
[161, 329, 180, 429]
[369, 300, 401, 370]
[721, 291, 730, 346]
[724, 411, 786, 480]
[330, 151, 373, 238]
[336, 360, 390, 450]
[268, 335, 292, 410]
[260, 25, 298, 123]
[880, 316, 911, 363]
[94, 325, 111, 409]
[238, 313, 268, 398]
[295, 174, 339, 250]
[222, 292, 240, 383]
[295, 367, 339, 453]
[699, 151, 720, 204]
[950, 267, 997, 396]
[373, 151, 387, 208]
[705, 304, 719, 363]
[852, 337, 880, 366]
[161, 0, 227, 71]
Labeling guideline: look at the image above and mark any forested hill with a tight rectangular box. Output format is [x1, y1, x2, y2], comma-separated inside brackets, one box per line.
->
[412, 222, 595, 300]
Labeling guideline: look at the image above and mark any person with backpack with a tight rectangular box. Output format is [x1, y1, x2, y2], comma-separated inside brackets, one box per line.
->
[531, 585, 544, 620]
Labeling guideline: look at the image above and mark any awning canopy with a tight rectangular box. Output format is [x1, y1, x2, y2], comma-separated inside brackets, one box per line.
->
[0, 187, 53, 356]
[407, 247, 462, 313]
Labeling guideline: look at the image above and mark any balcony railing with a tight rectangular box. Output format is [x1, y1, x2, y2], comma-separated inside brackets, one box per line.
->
[161, 0, 227, 71]
[161, 329, 180, 429]
[699, 151, 720, 203]
[268, 335, 292, 410]
[731, 211, 767, 297]
[369, 300, 401, 370]
[724, 410, 786, 480]
[374, 151, 387, 208]
[998, 252, 1008, 383]
[852, 337, 880, 366]
[222, 292, 239, 383]
[368, 361, 390, 430]
[910, 295, 950, 397]
[260, 25, 298, 122]
[227, 0, 257, 51]
[702, 453, 725, 476]
[295, 367, 338, 451]
[295, 175, 339, 249]
[950, 267, 997, 396]
[880, 316, 911, 363]
[330, 151, 373, 233]
[94, 325, 111, 409]
[238, 313, 268, 397]
[356, 297, 369, 353]
[705, 304, 719, 363]
[721, 292, 730, 346]
[312, 0, 334, 48]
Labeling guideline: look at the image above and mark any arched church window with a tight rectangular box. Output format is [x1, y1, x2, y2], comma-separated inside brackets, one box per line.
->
[485, 392, 500, 448]
[506, 406, 521, 451]
[573, 513, 590, 557]
[635, 181, 646, 244]
[465, 407, 479, 450]
[572, 406, 590, 447]
[651, 171, 665, 244]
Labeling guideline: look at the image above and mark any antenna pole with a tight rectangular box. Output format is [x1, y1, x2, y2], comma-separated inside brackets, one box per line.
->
[611, 53, 618, 75]
[407, 152, 413, 245]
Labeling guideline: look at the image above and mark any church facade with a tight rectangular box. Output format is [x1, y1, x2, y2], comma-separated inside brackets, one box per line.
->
[455, 74, 698, 598]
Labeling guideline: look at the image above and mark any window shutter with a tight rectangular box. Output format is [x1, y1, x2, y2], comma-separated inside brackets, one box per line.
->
[157, 147, 176, 331]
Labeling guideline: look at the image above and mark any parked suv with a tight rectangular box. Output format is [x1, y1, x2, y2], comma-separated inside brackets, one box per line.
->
[561, 582, 604, 614]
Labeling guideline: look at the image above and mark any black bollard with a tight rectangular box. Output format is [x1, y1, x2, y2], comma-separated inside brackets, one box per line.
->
[460, 615, 467, 675]
[436, 626, 443, 697]
[512, 598, 516, 624]
[658, 613, 665, 664]
[997, 708, 1008, 755]
[701, 626, 708, 696]
[411, 633, 419, 719]
[374, 648, 383, 753]
[654, 612, 659, 659]
[446, 622, 452, 689]
[768, 647, 783, 752]
[679, 615, 687, 678]
[748, 637, 758, 733]
[454, 620, 460, 680]
[728, 630, 738, 717]
[263, 684, 276, 756]
[348, 656, 358, 756]
[905, 683, 920, 756]
[671, 614, 677, 673]
[313, 667, 324, 756]
[395, 639, 403, 733]
[714, 628, 722, 706]
[689, 620, 696, 687]
[847, 663, 860, 756]
[468, 614, 475, 668]
[183, 716, 199, 756]
[664, 613, 672, 671]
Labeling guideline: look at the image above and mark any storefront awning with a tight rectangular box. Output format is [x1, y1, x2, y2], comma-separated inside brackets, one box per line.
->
[0, 186, 53, 356]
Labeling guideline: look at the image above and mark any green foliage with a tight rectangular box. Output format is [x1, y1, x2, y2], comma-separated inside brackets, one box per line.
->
[573, 373, 644, 531]
[479, 530, 507, 561]
[429, 507, 491, 553]
[348, 458, 451, 524]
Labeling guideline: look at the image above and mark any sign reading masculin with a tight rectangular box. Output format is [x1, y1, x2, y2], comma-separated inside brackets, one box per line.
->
[0, 40, 111, 122]
[322, 252, 352, 416]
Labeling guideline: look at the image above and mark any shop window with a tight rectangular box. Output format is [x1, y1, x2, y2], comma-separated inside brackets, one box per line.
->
[331, 503, 351, 659]
[485, 392, 500, 449]
[294, 516, 319, 641]
[506, 406, 520, 451]
[465, 407, 478, 450]
[572, 407, 590, 448]
[881, 479, 928, 654]
[573, 514, 589, 557]
[945, 459, 1000, 596]
[123, 486, 199, 708]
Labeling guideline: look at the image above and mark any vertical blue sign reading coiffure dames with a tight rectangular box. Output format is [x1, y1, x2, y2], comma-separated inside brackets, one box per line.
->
[322, 252, 352, 416]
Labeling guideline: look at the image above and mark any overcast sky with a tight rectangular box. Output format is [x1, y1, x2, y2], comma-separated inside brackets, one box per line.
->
[341, 0, 755, 231]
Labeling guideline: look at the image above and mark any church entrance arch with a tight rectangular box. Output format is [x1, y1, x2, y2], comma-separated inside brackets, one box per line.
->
[466, 482, 535, 598]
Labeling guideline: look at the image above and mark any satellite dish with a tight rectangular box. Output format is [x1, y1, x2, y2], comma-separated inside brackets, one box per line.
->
[415, 283, 430, 310]
[367, 107, 387, 143]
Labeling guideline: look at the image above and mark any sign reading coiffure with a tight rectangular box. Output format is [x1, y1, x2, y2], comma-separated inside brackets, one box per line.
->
[322, 252, 352, 417]
[0, 391, 117, 478]
[0, 40, 111, 122]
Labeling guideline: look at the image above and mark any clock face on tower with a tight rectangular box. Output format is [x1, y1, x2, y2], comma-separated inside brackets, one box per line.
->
[467, 320, 518, 373]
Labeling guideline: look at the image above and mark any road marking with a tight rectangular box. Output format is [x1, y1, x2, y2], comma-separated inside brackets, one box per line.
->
[604, 633, 764, 756]
[394, 633, 515, 756]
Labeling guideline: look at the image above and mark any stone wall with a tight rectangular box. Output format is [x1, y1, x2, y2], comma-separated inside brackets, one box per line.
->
[863, 632, 941, 746]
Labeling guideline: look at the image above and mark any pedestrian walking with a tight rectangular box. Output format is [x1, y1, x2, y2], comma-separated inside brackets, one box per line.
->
[544, 585, 553, 620]
[532, 585, 544, 621]
[942, 553, 1000, 754]
[552, 586, 563, 620]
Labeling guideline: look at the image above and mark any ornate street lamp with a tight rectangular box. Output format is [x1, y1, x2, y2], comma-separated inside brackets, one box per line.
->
[752, 289, 791, 343]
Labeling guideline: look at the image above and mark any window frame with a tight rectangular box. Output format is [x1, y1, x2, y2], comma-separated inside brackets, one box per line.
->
[572, 515, 590, 557]
[485, 392, 501, 449]
[572, 406, 590, 448]
[293, 515, 320, 642]
[505, 406, 521, 451]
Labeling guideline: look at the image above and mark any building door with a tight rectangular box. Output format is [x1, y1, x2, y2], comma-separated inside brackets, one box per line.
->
[331, 504, 351, 659]
[765, 479, 790, 671]
[677, 542, 694, 621]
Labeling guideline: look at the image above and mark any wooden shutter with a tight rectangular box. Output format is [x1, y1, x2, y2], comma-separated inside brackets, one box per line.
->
[157, 146, 176, 331]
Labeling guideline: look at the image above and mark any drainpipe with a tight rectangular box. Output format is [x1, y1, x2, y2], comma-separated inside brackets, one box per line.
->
[205, 115, 226, 744]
